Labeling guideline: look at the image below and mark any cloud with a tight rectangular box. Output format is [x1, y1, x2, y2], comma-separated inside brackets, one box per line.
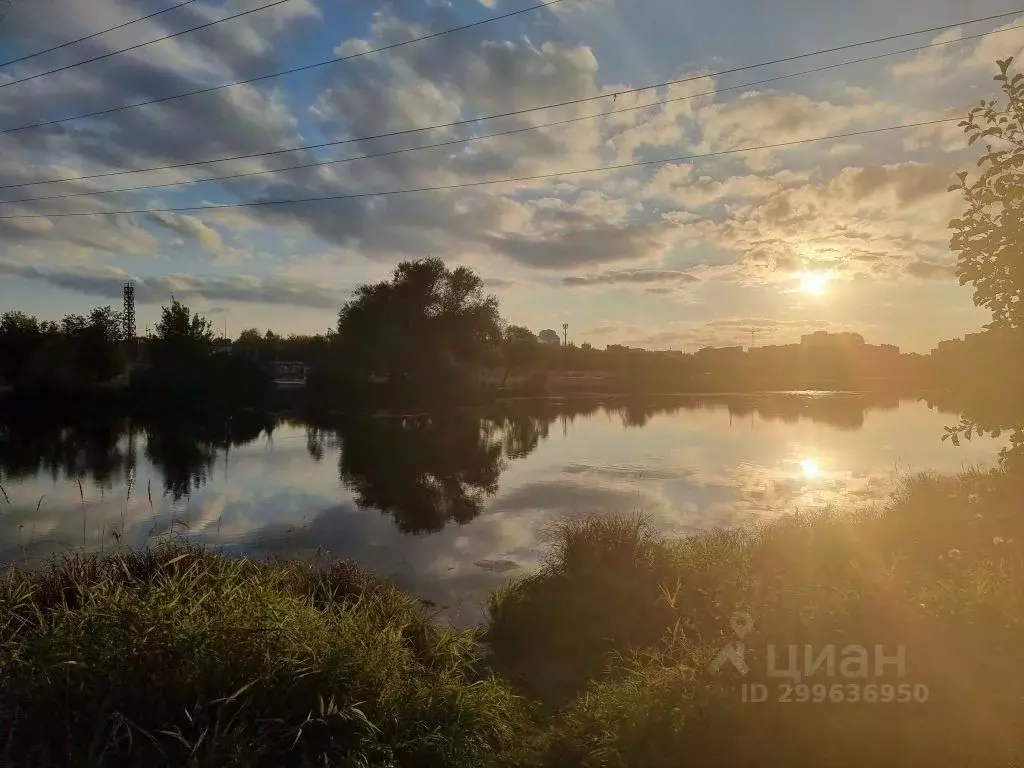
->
[483, 277, 519, 288]
[490, 220, 680, 269]
[906, 259, 955, 279]
[685, 162, 961, 283]
[614, 86, 906, 172]
[645, 164, 781, 206]
[964, 18, 1024, 71]
[146, 213, 222, 252]
[0, 260, 349, 309]
[891, 28, 963, 80]
[562, 269, 699, 287]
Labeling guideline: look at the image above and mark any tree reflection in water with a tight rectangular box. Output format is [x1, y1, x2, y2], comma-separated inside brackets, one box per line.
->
[0, 412, 277, 502]
[307, 414, 505, 534]
[0, 416, 136, 489]
[1, 394, 902, 537]
[143, 414, 277, 501]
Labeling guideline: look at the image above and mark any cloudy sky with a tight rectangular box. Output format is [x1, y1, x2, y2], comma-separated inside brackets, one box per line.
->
[0, 0, 1017, 351]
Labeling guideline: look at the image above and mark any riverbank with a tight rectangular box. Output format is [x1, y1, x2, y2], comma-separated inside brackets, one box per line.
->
[3, 466, 1023, 766]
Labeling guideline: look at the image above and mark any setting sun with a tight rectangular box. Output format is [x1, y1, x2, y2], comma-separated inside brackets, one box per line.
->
[798, 272, 831, 295]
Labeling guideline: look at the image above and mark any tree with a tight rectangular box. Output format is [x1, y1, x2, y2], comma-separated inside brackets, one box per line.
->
[501, 325, 539, 383]
[336, 258, 502, 389]
[76, 306, 125, 382]
[150, 299, 214, 369]
[949, 57, 1024, 330]
[946, 57, 1024, 458]
[504, 325, 537, 345]
[236, 328, 262, 345]
[0, 311, 44, 384]
[538, 329, 560, 346]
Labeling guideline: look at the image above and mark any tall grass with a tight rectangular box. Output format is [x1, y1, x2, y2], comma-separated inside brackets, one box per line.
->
[5, 468, 1024, 767]
[487, 468, 1024, 766]
[0, 544, 527, 767]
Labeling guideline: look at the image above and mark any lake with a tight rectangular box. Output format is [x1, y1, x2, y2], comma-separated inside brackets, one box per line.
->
[0, 393, 1000, 624]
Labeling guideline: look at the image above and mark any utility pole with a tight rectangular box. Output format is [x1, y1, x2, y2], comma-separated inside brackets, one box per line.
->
[122, 283, 137, 361]
[562, 323, 569, 347]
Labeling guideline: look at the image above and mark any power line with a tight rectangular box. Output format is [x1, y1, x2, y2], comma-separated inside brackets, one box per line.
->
[0, 0, 567, 135]
[0, 1, 203, 70]
[2, 8, 1021, 189]
[0, 0, 296, 91]
[1, 22, 1015, 206]
[0, 116, 969, 220]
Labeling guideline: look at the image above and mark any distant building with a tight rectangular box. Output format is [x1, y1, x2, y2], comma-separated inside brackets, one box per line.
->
[801, 331, 865, 348]
[271, 361, 307, 389]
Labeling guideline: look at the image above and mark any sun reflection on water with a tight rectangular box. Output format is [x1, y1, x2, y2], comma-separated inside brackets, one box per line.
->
[800, 458, 821, 480]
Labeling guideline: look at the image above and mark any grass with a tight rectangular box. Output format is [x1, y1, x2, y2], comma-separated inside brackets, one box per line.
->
[487, 467, 1024, 767]
[0, 544, 527, 767]
[4, 468, 1024, 766]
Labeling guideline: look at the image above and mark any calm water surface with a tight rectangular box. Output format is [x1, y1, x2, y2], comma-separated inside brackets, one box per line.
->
[0, 394, 999, 623]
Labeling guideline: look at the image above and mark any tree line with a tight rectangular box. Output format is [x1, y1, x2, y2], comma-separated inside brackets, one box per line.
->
[0, 255, 1007, 407]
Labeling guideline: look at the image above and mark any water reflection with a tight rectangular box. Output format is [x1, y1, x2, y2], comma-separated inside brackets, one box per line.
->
[142, 415, 276, 501]
[0, 412, 277, 502]
[0, 393, 1001, 620]
[0, 417, 136, 487]
[799, 458, 822, 480]
[309, 414, 505, 534]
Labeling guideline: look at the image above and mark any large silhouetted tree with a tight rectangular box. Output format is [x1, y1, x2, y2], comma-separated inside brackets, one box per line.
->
[336, 258, 502, 389]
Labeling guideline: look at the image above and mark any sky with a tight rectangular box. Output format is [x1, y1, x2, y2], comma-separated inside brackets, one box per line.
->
[0, 0, 1018, 351]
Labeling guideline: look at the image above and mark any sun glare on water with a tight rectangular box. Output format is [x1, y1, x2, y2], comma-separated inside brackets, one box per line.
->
[800, 458, 821, 479]
[798, 272, 831, 295]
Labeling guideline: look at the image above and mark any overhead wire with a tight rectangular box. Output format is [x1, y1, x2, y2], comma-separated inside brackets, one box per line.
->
[0, 20, 1016, 206]
[0, 116, 974, 220]
[0, 0, 201, 69]
[1, 5, 1020, 187]
[0, 0, 297, 91]
[0, 0, 568, 135]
